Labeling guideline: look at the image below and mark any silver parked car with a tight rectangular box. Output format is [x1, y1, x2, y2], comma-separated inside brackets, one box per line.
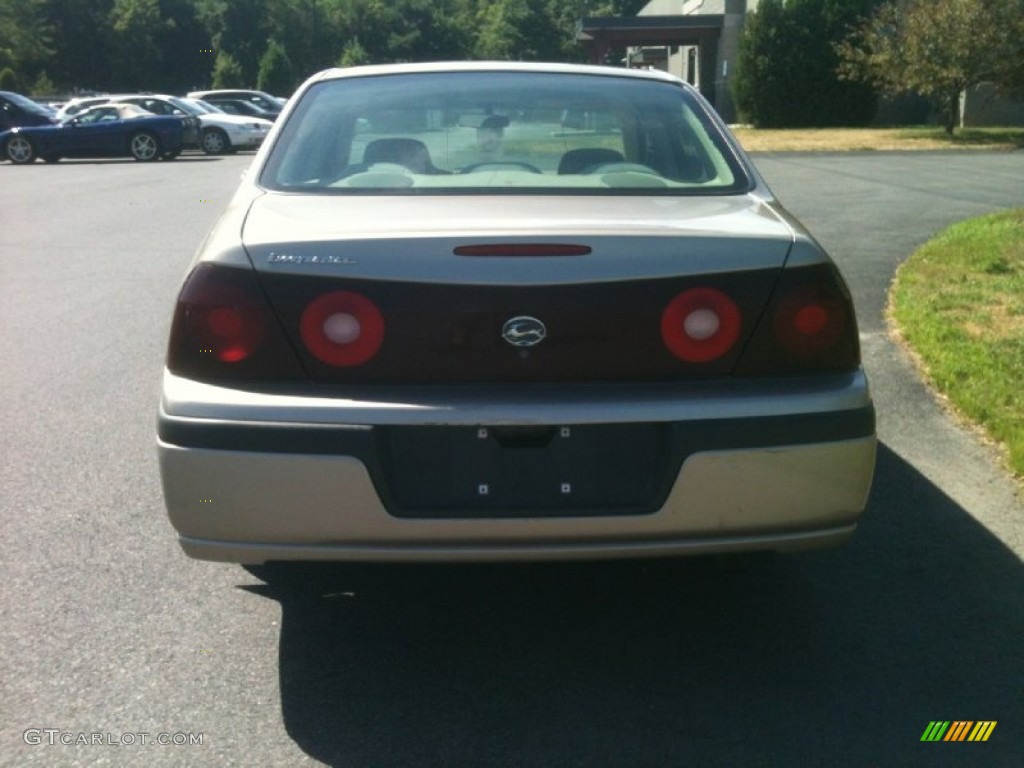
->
[158, 62, 876, 565]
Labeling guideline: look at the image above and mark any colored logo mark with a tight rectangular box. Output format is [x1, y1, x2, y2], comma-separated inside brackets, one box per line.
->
[920, 721, 997, 742]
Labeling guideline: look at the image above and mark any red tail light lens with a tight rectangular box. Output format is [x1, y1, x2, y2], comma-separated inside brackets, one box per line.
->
[661, 287, 742, 363]
[167, 263, 305, 381]
[774, 288, 847, 356]
[300, 291, 385, 367]
[735, 264, 860, 375]
[189, 299, 266, 363]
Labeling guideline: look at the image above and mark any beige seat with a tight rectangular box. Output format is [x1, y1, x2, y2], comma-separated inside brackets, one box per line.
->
[362, 138, 439, 174]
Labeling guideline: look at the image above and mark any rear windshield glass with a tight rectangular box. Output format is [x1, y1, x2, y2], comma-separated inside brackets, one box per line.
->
[260, 71, 750, 196]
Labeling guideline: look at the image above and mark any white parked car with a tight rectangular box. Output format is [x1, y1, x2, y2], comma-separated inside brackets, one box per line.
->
[181, 98, 273, 154]
[55, 95, 126, 121]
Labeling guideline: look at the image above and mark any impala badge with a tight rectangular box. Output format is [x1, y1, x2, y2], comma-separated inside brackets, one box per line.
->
[502, 316, 547, 348]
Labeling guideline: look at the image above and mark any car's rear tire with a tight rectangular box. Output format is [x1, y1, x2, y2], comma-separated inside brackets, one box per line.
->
[201, 128, 230, 155]
[129, 131, 161, 162]
[5, 135, 37, 164]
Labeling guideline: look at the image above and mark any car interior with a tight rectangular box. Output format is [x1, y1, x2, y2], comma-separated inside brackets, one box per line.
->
[261, 71, 746, 194]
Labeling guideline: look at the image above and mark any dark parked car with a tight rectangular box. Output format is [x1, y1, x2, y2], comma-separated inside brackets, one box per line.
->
[202, 98, 278, 121]
[1, 103, 184, 163]
[187, 89, 285, 118]
[0, 91, 56, 131]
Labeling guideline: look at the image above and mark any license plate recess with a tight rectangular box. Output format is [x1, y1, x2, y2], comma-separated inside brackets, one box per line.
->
[377, 423, 672, 518]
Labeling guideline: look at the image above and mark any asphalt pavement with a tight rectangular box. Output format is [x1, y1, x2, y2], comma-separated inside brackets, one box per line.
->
[1, 150, 1022, 767]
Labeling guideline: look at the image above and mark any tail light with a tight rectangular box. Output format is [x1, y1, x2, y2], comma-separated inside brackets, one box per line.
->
[300, 291, 385, 366]
[454, 243, 592, 257]
[734, 263, 860, 375]
[166, 263, 305, 381]
[661, 287, 742, 363]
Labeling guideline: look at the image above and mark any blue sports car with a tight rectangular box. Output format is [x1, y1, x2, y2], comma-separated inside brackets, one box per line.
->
[1, 103, 186, 163]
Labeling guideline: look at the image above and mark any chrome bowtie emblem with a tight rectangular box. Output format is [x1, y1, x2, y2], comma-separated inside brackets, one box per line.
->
[502, 316, 547, 347]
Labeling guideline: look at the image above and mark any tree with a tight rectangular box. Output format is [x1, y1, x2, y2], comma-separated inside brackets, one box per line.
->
[0, 0, 652, 93]
[108, 0, 170, 91]
[322, 0, 397, 66]
[159, 0, 219, 93]
[31, 69, 56, 96]
[197, 0, 270, 86]
[0, 67, 19, 91]
[212, 50, 245, 87]
[257, 39, 295, 94]
[384, 0, 471, 63]
[39, 0, 113, 92]
[473, 0, 530, 60]
[0, 0, 54, 88]
[733, 0, 789, 126]
[337, 38, 369, 67]
[837, 0, 1024, 133]
[733, 0, 884, 128]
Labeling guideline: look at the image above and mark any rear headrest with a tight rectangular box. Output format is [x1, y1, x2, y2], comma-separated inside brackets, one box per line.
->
[557, 147, 625, 174]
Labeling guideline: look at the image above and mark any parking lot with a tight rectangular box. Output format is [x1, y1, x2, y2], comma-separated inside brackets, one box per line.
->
[2, 151, 1022, 766]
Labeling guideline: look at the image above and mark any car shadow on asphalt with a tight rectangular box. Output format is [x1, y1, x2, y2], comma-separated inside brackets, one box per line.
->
[242, 442, 1022, 767]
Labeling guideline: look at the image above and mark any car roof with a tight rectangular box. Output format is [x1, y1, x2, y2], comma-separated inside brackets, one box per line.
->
[308, 61, 685, 86]
[81, 102, 148, 113]
[113, 93, 179, 101]
[65, 94, 127, 102]
[188, 89, 278, 97]
[209, 98, 269, 107]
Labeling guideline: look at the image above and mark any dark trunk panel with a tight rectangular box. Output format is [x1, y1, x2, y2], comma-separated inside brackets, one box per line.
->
[257, 270, 779, 384]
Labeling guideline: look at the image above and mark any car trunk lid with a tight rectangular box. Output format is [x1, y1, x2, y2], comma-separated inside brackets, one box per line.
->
[240, 194, 794, 383]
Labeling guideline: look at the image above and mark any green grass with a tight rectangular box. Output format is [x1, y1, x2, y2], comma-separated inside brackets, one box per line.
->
[731, 126, 1024, 152]
[890, 208, 1024, 479]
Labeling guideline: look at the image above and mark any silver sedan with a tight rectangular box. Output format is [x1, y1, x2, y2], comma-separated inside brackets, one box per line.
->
[158, 62, 876, 564]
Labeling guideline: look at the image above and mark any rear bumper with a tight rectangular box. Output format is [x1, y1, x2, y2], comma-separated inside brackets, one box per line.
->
[161, 437, 875, 563]
[157, 371, 876, 563]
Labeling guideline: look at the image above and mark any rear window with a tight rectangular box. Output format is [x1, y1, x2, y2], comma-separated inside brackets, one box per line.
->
[260, 71, 750, 196]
